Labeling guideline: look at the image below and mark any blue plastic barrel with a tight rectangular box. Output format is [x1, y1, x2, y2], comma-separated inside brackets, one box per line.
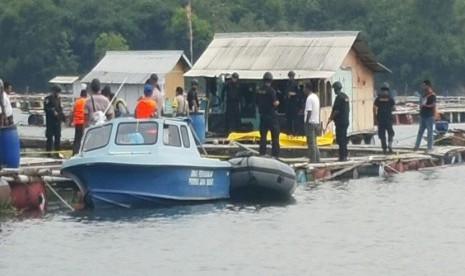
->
[189, 112, 206, 143]
[0, 125, 21, 168]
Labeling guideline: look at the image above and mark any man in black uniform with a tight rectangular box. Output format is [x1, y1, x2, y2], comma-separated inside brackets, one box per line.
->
[327, 81, 350, 161]
[187, 79, 200, 112]
[44, 84, 65, 157]
[257, 72, 280, 158]
[373, 82, 396, 154]
[285, 71, 299, 135]
[224, 72, 241, 133]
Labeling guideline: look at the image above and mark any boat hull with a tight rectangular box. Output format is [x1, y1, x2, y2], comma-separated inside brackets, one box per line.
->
[228, 155, 297, 200]
[62, 163, 230, 209]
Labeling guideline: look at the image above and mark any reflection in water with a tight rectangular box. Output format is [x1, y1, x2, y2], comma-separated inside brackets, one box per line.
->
[2, 166, 465, 275]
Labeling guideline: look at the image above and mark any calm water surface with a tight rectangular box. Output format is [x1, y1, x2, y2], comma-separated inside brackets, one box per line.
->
[1, 165, 465, 275]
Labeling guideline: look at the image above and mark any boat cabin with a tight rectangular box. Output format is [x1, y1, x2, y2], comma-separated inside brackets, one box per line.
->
[80, 117, 201, 158]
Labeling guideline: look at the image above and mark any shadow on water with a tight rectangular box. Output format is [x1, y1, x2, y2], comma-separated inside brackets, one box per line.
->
[67, 202, 227, 222]
[64, 195, 297, 222]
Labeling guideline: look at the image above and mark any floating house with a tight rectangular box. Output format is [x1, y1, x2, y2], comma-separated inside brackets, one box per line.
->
[185, 31, 390, 134]
[82, 51, 192, 110]
[49, 76, 81, 98]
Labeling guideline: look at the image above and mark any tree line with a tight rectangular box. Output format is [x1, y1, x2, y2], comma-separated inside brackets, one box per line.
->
[0, 0, 464, 94]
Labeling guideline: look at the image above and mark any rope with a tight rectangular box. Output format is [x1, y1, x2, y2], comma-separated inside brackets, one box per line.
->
[20, 150, 72, 155]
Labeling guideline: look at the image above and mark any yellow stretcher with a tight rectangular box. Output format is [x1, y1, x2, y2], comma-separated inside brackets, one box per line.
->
[227, 131, 334, 147]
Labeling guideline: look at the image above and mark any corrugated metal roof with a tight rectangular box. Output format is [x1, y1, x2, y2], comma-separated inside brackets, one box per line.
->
[49, 76, 80, 84]
[82, 51, 192, 84]
[185, 31, 390, 79]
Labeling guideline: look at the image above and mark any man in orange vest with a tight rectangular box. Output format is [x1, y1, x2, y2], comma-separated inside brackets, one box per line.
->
[135, 84, 157, 119]
[70, 85, 88, 155]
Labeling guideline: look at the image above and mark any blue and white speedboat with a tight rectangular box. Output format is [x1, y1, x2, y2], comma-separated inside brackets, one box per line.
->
[61, 117, 231, 208]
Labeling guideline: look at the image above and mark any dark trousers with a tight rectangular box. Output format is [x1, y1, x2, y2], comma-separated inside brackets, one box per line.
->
[225, 103, 241, 134]
[72, 124, 84, 155]
[286, 112, 298, 136]
[46, 124, 61, 157]
[259, 113, 280, 158]
[335, 124, 348, 161]
[378, 121, 395, 151]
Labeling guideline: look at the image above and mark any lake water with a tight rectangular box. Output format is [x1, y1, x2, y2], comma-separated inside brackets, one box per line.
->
[3, 111, 465, 275]
[2, 164, 465, 276]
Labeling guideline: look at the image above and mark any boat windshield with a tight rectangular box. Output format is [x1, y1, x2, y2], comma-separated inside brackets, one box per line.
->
[82, 124, 112, 152]
[116, 121, 158, 145]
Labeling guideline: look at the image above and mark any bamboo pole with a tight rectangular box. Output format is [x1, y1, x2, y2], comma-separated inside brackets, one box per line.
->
[230, 140, 260, 155]
[44, 182, 75, 211]
[321, 161, 367, 181]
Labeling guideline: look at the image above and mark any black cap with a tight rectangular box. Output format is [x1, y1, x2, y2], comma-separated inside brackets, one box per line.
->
[232, 72, 239, 79]
[263, 72, 273, 81]
[51, 84, 62, 93]
[332, 81, 342, 90]
[380, 82, 390, 90]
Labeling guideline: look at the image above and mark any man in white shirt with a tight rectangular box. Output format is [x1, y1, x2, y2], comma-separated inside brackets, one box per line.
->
[0, 79, 14, 126]
[304, 82, 320, 163]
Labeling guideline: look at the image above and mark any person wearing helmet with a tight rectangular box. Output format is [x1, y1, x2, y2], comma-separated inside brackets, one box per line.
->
[327, 81, 350, 161]
[373, 82, 396, 154]
[285, 71, 300, 135]
[187, 79, 200, 112]
[44, 84, 65, 157]
[257, 72, 280, 157]
[224, 72, 241, 133]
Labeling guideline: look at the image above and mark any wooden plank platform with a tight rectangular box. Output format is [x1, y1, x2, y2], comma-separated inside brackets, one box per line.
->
[293, 147, 465, 182]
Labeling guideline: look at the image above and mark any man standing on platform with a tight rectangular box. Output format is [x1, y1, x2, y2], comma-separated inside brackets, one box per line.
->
[44, 85, 65, 157]
[84, 78, 114, 126]
[172, 87, 187, 117]
[327, 81, 350, 161]
[257, 72, 280, 158]
[135, 85, 157, 119]
[224, 72, 241, 134]
[414, 80, 436, 153]
[148, 74, 163, 117]
[285, 71, 300, 136]
[304, 82, 320, 163]
[0, 79, 13, 126]
[187, 79, 200, 112]
[70, 84, 88, 155]
[373, 82, 396, 154]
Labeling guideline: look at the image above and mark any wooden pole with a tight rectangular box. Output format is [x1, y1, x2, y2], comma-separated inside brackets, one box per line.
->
[186, 0, 194, 64]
